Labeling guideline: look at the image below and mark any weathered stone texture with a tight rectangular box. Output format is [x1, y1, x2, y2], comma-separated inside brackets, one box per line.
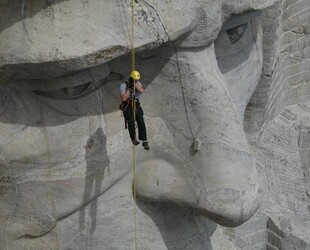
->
[0, 0, 309, 249]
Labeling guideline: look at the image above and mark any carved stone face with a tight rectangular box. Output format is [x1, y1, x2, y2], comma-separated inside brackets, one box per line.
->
[0, 0, 280, 248]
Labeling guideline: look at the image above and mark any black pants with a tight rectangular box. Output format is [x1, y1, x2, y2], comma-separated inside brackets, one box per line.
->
[123, 101, 147, 141]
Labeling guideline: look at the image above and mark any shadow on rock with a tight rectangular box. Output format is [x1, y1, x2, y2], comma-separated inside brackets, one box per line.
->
[137, 200, 217, 250]
[79, 127, 110, 241]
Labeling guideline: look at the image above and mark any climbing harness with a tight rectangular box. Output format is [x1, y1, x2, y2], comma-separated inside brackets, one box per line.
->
[119, 80, 138, 129]
[119, 101, 129, 129]
[119, 101, 129, 112]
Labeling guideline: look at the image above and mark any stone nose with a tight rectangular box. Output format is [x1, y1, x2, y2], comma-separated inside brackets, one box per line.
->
[136, 46, 261, 226]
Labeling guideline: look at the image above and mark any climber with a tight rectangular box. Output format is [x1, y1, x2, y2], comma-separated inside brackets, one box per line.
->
[119, 70, 149, 150]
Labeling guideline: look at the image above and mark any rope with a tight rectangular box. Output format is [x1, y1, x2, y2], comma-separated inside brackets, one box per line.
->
[131, 1, 138, 249]
[131, 0, 136, 71]
[140, 0, 195, 140]
[130, 1, 195, 248]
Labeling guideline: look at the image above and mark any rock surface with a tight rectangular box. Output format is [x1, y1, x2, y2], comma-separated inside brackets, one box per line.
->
[0, 0, 309, 249]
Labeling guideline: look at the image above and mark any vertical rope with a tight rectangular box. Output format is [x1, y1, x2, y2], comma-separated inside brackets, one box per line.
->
[139, 0, 195, 140]
[131, 0, 136, 71]
[131, 1, 138, 250]
[132, 94, 138, 250]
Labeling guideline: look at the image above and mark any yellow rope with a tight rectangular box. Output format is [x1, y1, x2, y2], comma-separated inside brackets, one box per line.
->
[132, 97, 138, 250]
[131, 0, 136, 72]
[131, 1, 138, 250]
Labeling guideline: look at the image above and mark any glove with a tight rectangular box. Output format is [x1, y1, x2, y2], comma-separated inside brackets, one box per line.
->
[128, 83, 134, 89]
[128, 88, 133, 94]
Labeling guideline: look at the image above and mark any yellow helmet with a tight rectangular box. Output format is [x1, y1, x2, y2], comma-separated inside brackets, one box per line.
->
[130, 70, 140, 80]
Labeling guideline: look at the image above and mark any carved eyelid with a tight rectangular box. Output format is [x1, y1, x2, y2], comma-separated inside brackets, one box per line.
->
[32, 71, 123, 100]
[20, 63, 110, 92]
[34, 81, 95, 99]
[221, 10, 262, 31]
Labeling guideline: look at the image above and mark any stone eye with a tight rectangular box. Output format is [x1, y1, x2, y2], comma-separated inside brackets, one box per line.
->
[32, 71, 123, 100]
[34, 81, 94, 99]
[226, 23, 248, 44]
[60, 83, 91, 96]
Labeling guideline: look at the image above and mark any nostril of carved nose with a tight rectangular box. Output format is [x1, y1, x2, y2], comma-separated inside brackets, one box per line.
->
[197, 185, 262, 227]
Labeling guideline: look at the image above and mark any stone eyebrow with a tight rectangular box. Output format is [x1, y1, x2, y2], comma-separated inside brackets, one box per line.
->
[222, 10, 262, 31]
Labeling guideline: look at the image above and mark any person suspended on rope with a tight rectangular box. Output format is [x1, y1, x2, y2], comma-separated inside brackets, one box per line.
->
[119, 70, 149, 150]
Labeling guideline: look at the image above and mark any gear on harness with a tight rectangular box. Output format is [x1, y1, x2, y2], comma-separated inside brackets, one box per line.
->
[119, 101, 129, 129]
[119, 78, 136, 108]
[119, 101, 129, 112]
[119, 79, 138, 129]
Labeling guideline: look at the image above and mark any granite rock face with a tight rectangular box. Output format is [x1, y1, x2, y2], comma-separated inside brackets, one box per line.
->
[0, 0, 309, 249]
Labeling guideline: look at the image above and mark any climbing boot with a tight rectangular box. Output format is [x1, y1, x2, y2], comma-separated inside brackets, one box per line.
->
[142, 142, 150, 150]
[132, 139, 140, 146]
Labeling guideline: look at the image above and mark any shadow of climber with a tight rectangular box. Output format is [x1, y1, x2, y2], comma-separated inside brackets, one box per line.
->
[79, 127, 110, 235]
